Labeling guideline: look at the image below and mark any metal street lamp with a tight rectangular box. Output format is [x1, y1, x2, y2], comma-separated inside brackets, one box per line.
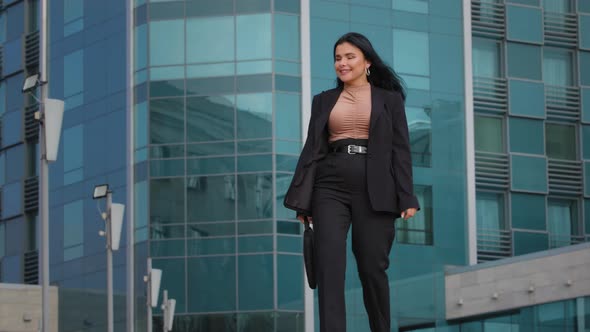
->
[144, 258, 162, 332]
[93, 184, 125, 332]
[22, 71, 65, 332]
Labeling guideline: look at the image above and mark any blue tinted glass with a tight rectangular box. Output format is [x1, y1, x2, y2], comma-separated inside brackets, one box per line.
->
[0, 82, 5, 115]
[150, 159, 184, 177]
[473, 38, 501, 78]
[187, 237, 235, 255]
[585, 199, 590, 231]
[238, 254, 273, 310]
[237, 14, 271, 60]
[6, 2, 24, 40]
[238, 235, 273, 252]
[187, 175, 236, 222]
[188, 256, 236, 311]
[3, 37, 22, 75]
[151, 240, 185, 257]
[2, 111, 22, 147]
[430, 34, 464, 94]
[544, 49, 573, 86]
[275, 14, 300, 61]
[5, 145, 24, 183]
[407, 107, 432, 166]
[275, 93, 301, 140]
[152, 258, 186, 313]
[584, 126, 590, 159]
[546, 123, 576, 160]
[135, 102, 148, 148]
[582, 15, 590, 50]
[508, 79, 545, 118]
[0, 154, 4, 186]
[351, 4, 390, 25]
[580, 0, 590, 12]
[150, 98, 184, 144]
[309, 18, 348, 79]
[64, 0, 83, 22]
[507, 0, 539, 5]
[186, 95, 235, 142]
[507, 43, 542, 80]
[238, 173, 272, 220]
[580, 51, 590, 86]
[275, 0, 300, 13]
[237, 93, 272, 139]
[187, 157, 234, 175]
[394, 29, 429, 76]
[509, 117, 544, 154]
[506, 5, 542, 44]
[151, 178, 185, 224]
[475, 115, 503, 153]
[63, 125, 84, 172]
[6, 74, 24, 112]
[135, 24, 147, 70]
[511, 193, 546, 230]
[63, 200, 83, 260]
[513, 231, 548, 255]
[64, 50, 84, 97]
[0, 14, 5, 44]
[278, 254, 303, 309]
[236, 60, 271, 75]
[237, 155, 272, 172]
[135, 181, 148, 229]
[476, 192, 505, 230]
[310, 1, 349, 21]
[2, 181, 22, 218]
[394, 0, 429, 13]
[186, 16, 234, 63]
[236, 0, 270, 13]
[511, 155, 547, 193]
[0, 223, 4, 257]
[149, 20, 185, 66]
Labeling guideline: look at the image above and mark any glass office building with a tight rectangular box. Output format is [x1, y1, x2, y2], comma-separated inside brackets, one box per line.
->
[0, 0, 589, 331]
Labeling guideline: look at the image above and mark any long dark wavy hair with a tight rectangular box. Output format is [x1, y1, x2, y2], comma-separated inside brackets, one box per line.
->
[334, 32, 406, 100]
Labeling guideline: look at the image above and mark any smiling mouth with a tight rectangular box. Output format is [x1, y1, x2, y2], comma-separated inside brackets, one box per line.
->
[339, 69, 351, 74]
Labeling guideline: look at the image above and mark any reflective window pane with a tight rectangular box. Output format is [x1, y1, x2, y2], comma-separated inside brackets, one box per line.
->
[473, 38, 501, 78]
[511, 155, 547, 193]
[396, 185, 433, 245]
[63, 125, 84, 173]
[236, 14, 271, 60]
[238, 254, 273, 310]
[187, 175, 236, 222]
[64, 50, 84, 98]
[2, 111, 22, 147]
[150, 98, 185, 144]
[407, 107, 432, 167]
[237, 173, 273, 220]
[475, 115, 503, 153]
[275, 14, 300, 61]
[152, 258, 186, 313]
[1, 181, 22, 218]
[506, 5, 543, 44]
[476, 192, 505, 253]
[394, 29, 429, 76]
[275, 93, 301, 141]
[151, 178, 185, 224]
[63, 200, 83, 261]
[237, 93, 272, 139]
[188, 256, 236, 312]
[187, 16, 234, 63]
[546, 123, 576, 160]
[186, 95, 235, 142]
[543, 49, 574, 86]
[513, 230, 548, 256]
[511, 193, 546, 230]
[507, 43, 542, 80]
[509, 117, 544, 155]
[548, 199, 578, 248]
[149, 20, 185, 66]
[277, 254, 304, 309]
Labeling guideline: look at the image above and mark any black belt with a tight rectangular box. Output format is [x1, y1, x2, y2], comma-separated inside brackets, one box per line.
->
[331, 144, 368, 154]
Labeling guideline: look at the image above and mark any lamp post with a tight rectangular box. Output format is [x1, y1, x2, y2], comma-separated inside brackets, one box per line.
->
[144, 258, 162, 332]
[161, 290, 176, 332]
[22, 52, 65, 332]
[93, 184, 125, 332]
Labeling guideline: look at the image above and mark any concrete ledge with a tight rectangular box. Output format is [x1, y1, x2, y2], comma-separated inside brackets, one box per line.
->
[445, 243, 590, 320]
[0, 283, 59, 332]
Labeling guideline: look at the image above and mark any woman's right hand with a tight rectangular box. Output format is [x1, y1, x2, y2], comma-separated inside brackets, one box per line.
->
[297, 215, 313, 224]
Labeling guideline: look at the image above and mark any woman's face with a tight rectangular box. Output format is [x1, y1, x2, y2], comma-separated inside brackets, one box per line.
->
[334, 42, 370, 87]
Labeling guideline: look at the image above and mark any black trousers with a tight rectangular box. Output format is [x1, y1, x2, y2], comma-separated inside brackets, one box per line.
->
[312, 139, 397, 332]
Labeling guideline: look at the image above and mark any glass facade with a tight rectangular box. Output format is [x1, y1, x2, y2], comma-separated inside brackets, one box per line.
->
[0, 0, 588, 331]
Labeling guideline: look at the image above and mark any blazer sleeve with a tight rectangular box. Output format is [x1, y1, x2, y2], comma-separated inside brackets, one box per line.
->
[390, 92, 420, 212]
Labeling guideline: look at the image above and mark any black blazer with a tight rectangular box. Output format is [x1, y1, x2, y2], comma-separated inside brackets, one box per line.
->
[283, 84, 420, 216]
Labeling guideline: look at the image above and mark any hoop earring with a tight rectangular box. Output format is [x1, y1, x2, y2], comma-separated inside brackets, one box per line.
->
[366, 67, 371, 76]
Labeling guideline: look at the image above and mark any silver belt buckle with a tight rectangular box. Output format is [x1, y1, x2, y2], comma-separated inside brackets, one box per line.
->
[347, 145, 357, 154]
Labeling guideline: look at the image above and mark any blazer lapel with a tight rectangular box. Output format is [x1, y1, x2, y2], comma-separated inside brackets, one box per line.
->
[369, 85, 385, 131]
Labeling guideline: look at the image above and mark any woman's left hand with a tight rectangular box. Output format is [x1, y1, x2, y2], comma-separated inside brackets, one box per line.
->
[401, 208, 417, 220]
